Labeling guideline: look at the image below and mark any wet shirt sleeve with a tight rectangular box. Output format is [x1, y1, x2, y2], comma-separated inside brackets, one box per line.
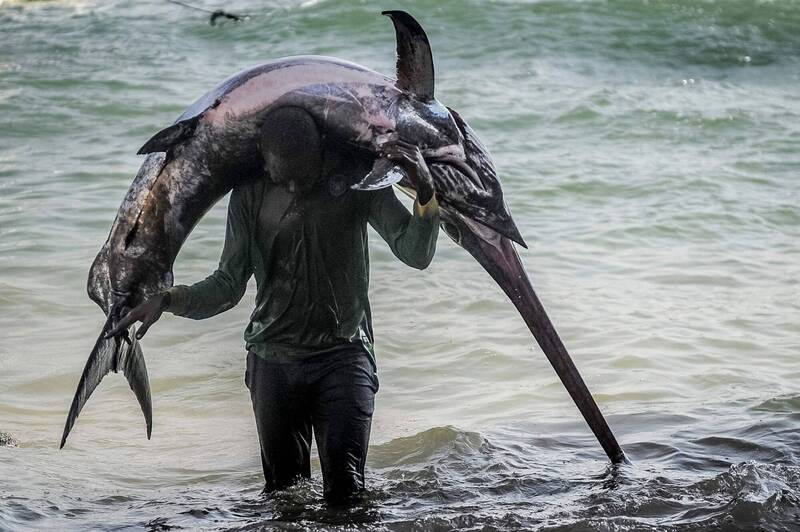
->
[166, 187, 253, 319]
[368, 188, 439, 270]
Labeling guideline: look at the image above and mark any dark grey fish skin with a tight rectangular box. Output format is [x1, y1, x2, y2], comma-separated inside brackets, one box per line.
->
[63, 53, 495, 448]
[62, 11, 626, 465]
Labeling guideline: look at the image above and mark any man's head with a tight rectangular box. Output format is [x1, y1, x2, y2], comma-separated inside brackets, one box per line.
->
[258, 106, 324, 193]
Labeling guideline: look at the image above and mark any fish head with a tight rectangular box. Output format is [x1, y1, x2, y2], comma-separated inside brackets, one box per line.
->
[374, 10, 524, 245]
[422, 106, 526, 248]
[375, 100, 525, 248]
[395, 96, 464, 159]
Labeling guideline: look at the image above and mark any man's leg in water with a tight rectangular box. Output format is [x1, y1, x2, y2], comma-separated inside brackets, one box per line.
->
[309, 347, 378, 503]
[246, 352, 313, 491]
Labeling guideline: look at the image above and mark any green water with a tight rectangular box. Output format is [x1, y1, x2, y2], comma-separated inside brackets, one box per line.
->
[1, 0, 799, 530]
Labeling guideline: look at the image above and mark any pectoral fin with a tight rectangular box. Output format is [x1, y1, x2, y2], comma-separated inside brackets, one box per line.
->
[351, 157, 407, 191]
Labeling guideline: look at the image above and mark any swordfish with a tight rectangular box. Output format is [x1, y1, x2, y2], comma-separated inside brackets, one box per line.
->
[61, 10, 627, 464]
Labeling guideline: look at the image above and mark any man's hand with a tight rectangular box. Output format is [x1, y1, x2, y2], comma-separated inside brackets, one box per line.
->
[380, 139, 435, 205]
[105, 292, 171, 340]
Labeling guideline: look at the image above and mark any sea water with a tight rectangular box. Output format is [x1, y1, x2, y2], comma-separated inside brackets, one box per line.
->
[1, 0, 799, 529]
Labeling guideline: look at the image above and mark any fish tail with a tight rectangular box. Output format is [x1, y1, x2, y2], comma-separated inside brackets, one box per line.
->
[122, 327, 153, 440]
[60, 317, 152, 448]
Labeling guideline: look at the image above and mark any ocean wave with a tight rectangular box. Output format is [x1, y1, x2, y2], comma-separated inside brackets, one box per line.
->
[452, 0, 800, 69]
[2, 413, 799, 530]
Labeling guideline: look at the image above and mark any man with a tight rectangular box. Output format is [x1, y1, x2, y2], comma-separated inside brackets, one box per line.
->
[108, 106, 439, 502]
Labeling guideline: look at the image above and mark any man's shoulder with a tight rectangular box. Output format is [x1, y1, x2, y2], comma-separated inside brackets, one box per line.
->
[230, 178, 269, 209]
[233, 178, 266, 197]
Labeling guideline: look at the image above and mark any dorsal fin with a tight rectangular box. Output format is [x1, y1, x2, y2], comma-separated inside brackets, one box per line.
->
[137, 116, 200, 155]
[382, 10, 434, 101]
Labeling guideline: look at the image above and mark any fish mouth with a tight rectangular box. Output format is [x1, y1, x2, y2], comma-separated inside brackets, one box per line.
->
[439, 207, 628, 464]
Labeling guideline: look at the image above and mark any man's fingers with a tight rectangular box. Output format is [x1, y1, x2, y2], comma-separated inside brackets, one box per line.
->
[387, 135, 414, 147]
[394, 138, 417, 151]
[106, 316, 135, 338]
[384, 142, 416, 155]
[105, 312, 139, 339]
[395, 141, 424, 162]
[386, 152, 416, 168]
[136, 317, 154, 340]
[105, 323, 127, 339]
[379, 143, 402, 156]
[380, 138, 419, 156]
[395, 145, 424, 165]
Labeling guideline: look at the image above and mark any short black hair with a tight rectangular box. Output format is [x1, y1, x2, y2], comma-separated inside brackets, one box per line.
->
[258, 106, 323, 191]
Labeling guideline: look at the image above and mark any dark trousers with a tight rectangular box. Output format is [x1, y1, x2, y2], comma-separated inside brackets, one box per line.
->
[245, 346, 378, 502]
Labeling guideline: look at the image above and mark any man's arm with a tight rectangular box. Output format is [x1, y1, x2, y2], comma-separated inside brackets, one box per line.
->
[107, 186, 254, 339]
[167, 185, 254, 319]
[369, 138, 440, 269]
[369, 188, 439, 270]
[369, 140, 440, 269]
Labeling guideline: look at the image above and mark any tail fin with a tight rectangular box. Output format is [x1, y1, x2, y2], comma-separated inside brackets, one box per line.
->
[60, 317, 152, 448]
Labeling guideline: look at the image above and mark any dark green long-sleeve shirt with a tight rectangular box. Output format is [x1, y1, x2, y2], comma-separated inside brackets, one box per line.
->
[167, 178, 439, 365]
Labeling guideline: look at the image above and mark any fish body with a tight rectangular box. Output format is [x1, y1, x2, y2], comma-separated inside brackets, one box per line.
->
[63, 11, 626, 465]
[92, 54, 520, 311]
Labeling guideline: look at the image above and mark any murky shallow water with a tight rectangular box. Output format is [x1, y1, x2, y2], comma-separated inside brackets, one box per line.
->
[1, 0, 799, 530]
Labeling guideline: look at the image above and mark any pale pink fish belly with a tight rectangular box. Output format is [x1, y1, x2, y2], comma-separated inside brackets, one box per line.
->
[204, 58, 399, 133]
